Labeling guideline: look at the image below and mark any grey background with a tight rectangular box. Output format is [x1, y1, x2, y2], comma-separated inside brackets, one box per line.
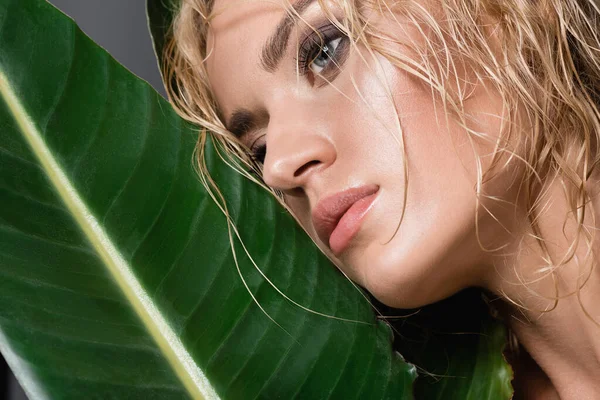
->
[52, 0, 166, 96]
[2, 1, 166, 398]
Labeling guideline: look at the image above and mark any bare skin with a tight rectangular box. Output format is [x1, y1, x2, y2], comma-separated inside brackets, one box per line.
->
[204, 0, 600, 397]
[490, 177, 600, 399]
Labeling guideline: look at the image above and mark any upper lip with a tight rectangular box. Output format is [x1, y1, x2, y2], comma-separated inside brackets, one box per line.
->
[311, 184, 379, 248]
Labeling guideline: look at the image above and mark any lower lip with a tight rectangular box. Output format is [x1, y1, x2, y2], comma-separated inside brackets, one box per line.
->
[329, 191, 379, 255]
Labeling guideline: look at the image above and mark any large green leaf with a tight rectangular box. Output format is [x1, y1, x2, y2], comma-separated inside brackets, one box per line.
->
[0, 0, 416, 398]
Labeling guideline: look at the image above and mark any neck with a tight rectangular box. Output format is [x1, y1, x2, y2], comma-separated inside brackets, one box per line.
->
[484, 174, 600, 399]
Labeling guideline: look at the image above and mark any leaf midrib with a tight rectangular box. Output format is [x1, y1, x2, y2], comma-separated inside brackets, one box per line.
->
[0, 65, 218, 400]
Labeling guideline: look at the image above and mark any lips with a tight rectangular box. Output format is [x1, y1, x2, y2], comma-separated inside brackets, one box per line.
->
[312, 184, 379, 255]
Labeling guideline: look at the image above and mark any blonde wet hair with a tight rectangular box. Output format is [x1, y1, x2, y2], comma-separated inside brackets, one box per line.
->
[161, 0, 600, 325]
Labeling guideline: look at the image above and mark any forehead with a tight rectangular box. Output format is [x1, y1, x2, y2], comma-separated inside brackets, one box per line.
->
[209, 0, 284, 45]
[206, 0, 290, 119]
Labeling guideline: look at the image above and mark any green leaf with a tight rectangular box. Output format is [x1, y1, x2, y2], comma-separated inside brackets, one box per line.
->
[0, 0, 417, 398]
[387, 289, 514, 399]
[147, 0, 178, 75]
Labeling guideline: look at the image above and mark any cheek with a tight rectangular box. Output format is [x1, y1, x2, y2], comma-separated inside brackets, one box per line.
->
[346, 54, 510, 308]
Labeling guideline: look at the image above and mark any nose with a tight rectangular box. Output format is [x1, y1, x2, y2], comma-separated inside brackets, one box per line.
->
[262, 112, 336, 192]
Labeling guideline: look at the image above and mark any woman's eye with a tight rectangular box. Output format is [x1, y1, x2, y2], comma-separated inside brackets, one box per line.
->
[298, 24, 349, 81]
[309, 37, 343, 74]
[251, 143, 266, 164]
[247, 133, 266, 164]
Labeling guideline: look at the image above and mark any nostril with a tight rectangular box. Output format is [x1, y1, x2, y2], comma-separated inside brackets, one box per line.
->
[294, 160, 320, 177]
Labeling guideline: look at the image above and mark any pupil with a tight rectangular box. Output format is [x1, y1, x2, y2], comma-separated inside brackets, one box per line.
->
[315, 45, 330, 67]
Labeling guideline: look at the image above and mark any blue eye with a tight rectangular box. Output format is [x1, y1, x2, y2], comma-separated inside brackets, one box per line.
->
[309, 37, 343, 74]
[298, 24, 349, 80]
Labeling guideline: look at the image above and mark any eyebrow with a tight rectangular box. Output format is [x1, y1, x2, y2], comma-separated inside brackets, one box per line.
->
[260, 0, 316, 72]
[228, 108, 256, 139]
[226, 0, 315, 137]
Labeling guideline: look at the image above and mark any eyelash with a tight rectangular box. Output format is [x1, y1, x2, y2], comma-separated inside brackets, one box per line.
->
[251, 144, 267, 165]
[249, 24, 349, 165]
[250, 135, 267, 165]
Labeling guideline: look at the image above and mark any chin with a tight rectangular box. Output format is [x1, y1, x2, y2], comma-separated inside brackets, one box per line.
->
[357, 240, 478, 310]
[363, 265, 442, 310]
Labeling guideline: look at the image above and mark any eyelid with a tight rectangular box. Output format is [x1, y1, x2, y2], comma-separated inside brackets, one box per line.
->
[249, 132, 266, 149]
[244, 129, 265, 157]
[299, 22, 341, 50]
[228, 109, 267, 148]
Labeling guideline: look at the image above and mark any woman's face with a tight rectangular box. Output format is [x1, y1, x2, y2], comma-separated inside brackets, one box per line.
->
[206, 0, 521, 308]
